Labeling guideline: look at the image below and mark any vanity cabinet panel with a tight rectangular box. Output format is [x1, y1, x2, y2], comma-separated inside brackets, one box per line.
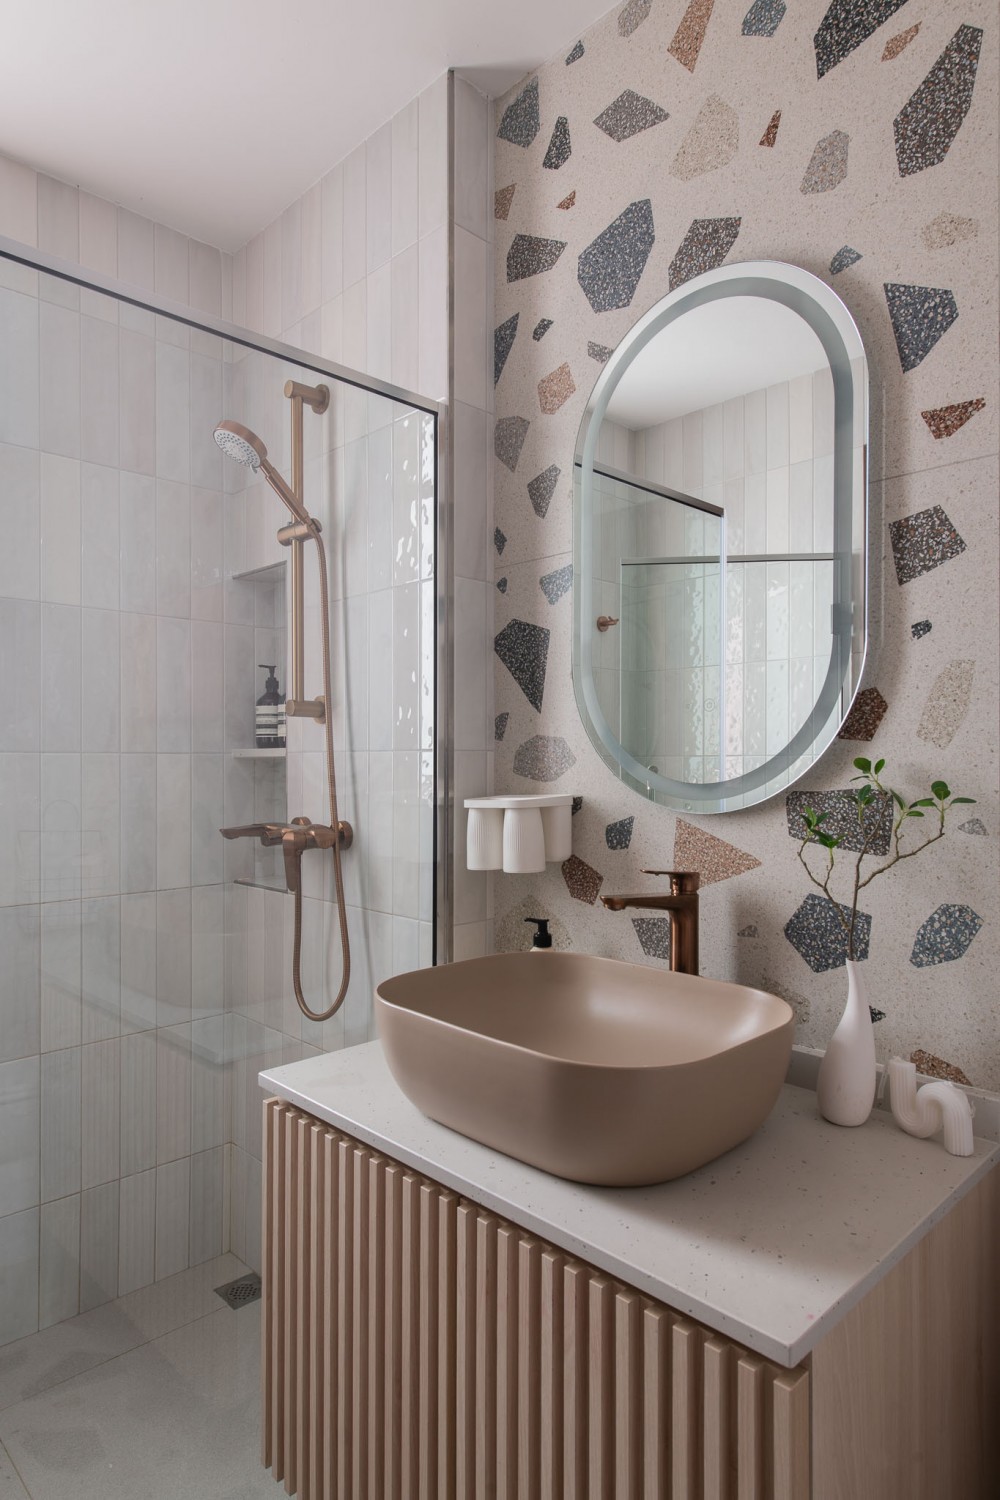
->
[262, 1098, 810, 1500]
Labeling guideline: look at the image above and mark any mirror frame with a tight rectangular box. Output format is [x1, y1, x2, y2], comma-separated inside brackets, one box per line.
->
[573, 259, 869, 814]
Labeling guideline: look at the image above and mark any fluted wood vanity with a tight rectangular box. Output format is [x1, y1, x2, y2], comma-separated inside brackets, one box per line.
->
[260, 1046, 1000, 1500]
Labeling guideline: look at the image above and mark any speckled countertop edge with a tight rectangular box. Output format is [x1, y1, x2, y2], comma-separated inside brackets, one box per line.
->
[261, 1042, 1000, 1367]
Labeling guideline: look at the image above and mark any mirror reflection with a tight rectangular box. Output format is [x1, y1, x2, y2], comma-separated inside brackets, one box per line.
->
[575, 263, 868, 813]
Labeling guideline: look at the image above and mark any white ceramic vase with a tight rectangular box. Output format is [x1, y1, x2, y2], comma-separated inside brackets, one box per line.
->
[817, 959, 877, 1126]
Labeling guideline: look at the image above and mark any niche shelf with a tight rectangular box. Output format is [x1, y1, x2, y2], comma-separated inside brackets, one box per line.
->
[230, 748, 287, 759]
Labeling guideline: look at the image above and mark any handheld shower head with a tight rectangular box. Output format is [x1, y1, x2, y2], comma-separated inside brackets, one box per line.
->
[214, 419, 267, 472]
[214, 417, 310, 525]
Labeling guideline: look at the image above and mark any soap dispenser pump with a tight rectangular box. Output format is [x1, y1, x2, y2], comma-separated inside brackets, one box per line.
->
[524, 916, 553, 952]
[256, 664, 286, 749]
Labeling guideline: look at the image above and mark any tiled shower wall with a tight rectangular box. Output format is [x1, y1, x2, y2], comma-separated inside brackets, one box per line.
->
[0, 67, 495, 1323]
[492, 1, 998, 1086]
[0, 177, 232, 1343]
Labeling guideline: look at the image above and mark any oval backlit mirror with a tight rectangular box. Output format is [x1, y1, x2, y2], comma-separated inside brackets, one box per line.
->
[573, 260, 868, 814]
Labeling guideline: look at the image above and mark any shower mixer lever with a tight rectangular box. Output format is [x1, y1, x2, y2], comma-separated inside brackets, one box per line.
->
[220, 815, 353, 893]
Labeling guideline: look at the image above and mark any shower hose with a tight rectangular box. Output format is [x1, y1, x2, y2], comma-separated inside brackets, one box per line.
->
[291, 518, 351, 1023]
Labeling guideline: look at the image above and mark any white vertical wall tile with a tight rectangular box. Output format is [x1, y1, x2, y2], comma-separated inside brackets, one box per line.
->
[156, 888, 192, 1026]
[0, 908, 40, 1063]
[40, 1045, 80, 1201]
[0, 753, 40, 908]
[80, 315, 119, 467]
[40, 453, 81, 606]
[118, 1168, 155, 1295]
[366, 261, 391, 381]
[366, 122, 393, 274]
[118, 328, 155, 475]
[0, 599, 40, 752]
[119, 1028, 156, 1174]
[81, 894, 120, 1043]
[156, 1023, 191, 1166]
[262, 218, 281, 337]
[189, 1146, 224, 1266]
[454, 78, 489, 240]
[40, 897, 81, 1052]
[117, 210, 155, 292]
[0, 287, 40, 450]
[189, 241, 222, 319]
[454, 576, 487, 750]
[0, 154, 38, 245]
[155, 342, 190, 484]
[120, 753, 157, 894]
[81, 1037, 120, 1190]
[41, 604, 81, 755]
[154, 1156, 190, 1280]
[391, 99, 420, 255]
[453, 228, 487, 412]
[81, 609, 121, 755]
[342, 145, 367, 291]
[39, 301, 81, 457]
[0, 1208, 39, 1345]
[417, 225, 448, 401]
[38, 1193, 80, 1329]
[390, 245, 419, 392]
[81, 752, 120, 898]
[156, 618, 192, 753]
[0, 1056, 40, 1216]
[80, 463, 119, 609]
[79, 1180, 119, 1312]
[418, 75, 448, 237]
[0, 442, 40, 601]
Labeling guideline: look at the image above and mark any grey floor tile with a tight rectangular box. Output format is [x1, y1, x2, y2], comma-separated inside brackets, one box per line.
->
[0, 1306, 276, 1500]
[0, 1442, 29, 1499]
[0, 1255, 248, 1416]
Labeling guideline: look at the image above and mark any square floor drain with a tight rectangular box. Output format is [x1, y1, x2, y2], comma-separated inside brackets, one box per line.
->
[215, 1271, 262, 1309]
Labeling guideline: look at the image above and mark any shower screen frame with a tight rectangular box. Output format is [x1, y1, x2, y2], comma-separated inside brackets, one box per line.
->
[0, 232, 452, 964]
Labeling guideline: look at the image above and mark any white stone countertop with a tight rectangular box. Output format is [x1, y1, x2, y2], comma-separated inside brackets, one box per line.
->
[260, 1042, 1000, 1367]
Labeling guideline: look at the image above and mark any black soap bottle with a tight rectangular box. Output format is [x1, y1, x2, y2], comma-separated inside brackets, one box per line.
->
[256, 665, 286, 749]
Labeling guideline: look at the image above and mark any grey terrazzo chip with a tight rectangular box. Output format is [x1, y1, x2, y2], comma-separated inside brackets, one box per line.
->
[958, 817, 987, 836]
[738, 923, 759, 937]
[889, 505, 965, 584]
[498, 78, 540, 147]
[571, 796, 583, 814]
[532, 318, 553, 341]
[507, 234, 567, 283]
[543, 116, 572, 170]
[588, 342, 614, 364]
[494, 619, 551, 711]
[513, 735, 577, 781]
[618, 0, 652, 37]
[578, 199, 655, 313]
[494, 712, 510, 742]
[494, 418, 530, 474]
[884, 283, 958, 373]
[742, 0, 786, 36]
[540, 563, 573, 605]
[566, 39, 585, 63]
[830, 245, 862, 274]
[528, 464, 560, 519]
[894, 25, 983, 178]
[632, 916, 672, 960]
[786, 789, 892, 855]
[869, 1008, 887, 1024]
[814, 0, 911, 79]
[910, 619, 932, 639]
[910, 904, 983, 967]
[493, 526, 508, 555]
[801, 130, 850, 194]
[594, 90, 669, 143]
[494, 313, 518, 385]
[605, 815, 635, 850]
[668, 217, 741, 291]
[785, 894, 871, 973]
[496, 576, 508, 593]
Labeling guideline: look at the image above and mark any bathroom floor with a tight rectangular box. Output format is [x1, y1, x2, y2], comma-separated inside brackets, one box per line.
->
[0, 1256, 278, 1499]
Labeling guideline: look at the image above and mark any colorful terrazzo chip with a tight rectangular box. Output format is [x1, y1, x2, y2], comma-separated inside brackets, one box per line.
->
[497, 78, 540, 147]
[888, 505, 965, 584]
[578, 200, 655, 312]
[606, 816, 635, 850]
[513, 735, 576, 782]
[528, 465, 560, 519]
[540, 564, 573, 604]
[785, 894, 871, 972]
[494, 619, 551, 711]
[894, 26, 983, 178]
[594, 90, 669, 143]
[910, 905, 982, 967]
[561, 854, 604, 904]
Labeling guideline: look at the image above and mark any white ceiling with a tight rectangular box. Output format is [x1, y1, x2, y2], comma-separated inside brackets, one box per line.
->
[604, 298, 829, 429]
[0, 0, 611, 251]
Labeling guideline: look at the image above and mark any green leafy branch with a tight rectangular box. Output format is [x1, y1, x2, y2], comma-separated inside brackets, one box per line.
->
[796, 758, 975, 962]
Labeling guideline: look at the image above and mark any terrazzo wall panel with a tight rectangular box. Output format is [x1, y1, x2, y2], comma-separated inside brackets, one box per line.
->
[492, 0, 999, 1086]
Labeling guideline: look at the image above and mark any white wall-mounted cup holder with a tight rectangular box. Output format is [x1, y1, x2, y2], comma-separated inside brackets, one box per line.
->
[464, 795, 574, 874]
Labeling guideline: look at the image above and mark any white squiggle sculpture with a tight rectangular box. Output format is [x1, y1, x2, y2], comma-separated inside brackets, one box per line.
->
[887, 1056, 974, 1157]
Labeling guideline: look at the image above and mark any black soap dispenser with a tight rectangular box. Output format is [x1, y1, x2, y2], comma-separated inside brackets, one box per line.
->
[256, 665, 286, 749]
[524, 916, 553, 952]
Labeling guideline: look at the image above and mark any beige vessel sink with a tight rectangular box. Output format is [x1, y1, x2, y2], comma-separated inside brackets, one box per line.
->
[375, 952, 795, 1187]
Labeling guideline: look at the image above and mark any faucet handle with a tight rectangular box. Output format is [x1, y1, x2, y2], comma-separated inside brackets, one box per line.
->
[641, 869, 700, 894]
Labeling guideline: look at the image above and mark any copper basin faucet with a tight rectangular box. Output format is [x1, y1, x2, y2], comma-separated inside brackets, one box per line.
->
[600, 870, 700, 976]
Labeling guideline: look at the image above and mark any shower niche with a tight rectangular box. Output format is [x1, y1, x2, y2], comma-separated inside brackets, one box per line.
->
[226, 560, 288, 893]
